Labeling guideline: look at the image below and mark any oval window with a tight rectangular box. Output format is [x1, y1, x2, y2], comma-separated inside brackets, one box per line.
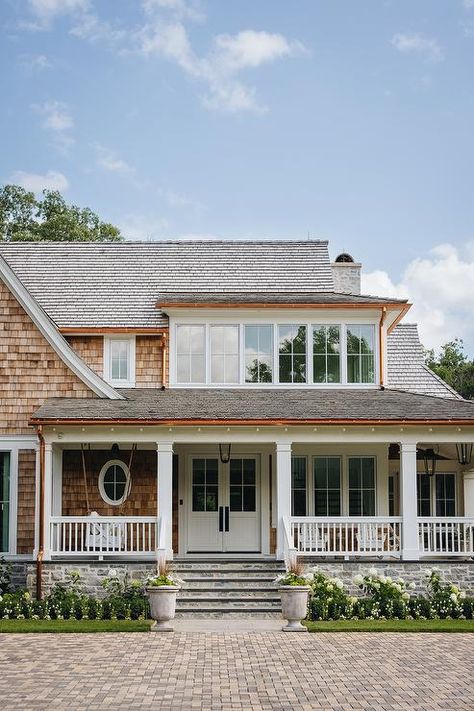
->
[98, 460, 130, 506]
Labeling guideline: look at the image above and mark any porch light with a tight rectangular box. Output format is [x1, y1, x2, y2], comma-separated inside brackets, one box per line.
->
[219, 443, 232, 464]
[111, 443, 120, 458]
[456, 443, 473, 466]
[423, 448, 437, 477]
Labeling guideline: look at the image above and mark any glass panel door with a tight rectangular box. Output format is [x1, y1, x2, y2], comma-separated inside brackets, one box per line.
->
[0, 453, 10, 553]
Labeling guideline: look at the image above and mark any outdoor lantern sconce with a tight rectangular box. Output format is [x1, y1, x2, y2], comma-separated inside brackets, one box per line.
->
[423, 447, 437, 477]
[219, 443, 232, 464]
[111, 443, 120, 458]
[456, 443, 473, 466]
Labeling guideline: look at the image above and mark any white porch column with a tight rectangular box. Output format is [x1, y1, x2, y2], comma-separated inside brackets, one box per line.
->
[400, 442, 419, 561]
[275, 441, 292, 559]
[463, 470, 474, 517]
[156, 441, 174, 560]
[43, 443, 53, 561]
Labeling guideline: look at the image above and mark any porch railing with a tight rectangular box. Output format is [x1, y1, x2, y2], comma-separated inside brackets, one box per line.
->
[418, 518, 474, 557]
[50, 516, 158, 558]
[290, 517, 402, 557]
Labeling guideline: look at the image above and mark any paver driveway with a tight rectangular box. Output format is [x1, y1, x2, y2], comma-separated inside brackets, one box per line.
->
[0, 631, 472, 710]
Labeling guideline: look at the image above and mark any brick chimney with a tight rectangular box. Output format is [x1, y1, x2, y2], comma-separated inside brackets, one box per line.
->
[331, 253, 361, 295]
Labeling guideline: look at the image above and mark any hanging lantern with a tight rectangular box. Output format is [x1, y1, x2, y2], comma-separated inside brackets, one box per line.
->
[219, 443, 232, 464]
[111, 443, 120, 458]
[423, 448, 437, 477]
[456, 443, 473, 466]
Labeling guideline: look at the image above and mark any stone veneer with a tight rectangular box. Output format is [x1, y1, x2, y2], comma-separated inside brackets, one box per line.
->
[22, 559, 474, 598]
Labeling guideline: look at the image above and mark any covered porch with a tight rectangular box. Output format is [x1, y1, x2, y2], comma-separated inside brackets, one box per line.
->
[37, 428, 474, 563]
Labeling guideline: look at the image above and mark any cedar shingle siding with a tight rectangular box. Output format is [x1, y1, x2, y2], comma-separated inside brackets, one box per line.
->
[17, 450, 36, 554]
[0, 280, 95, 435]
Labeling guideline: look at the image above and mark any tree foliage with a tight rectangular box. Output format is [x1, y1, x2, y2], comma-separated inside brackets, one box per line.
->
[425, 339, 474, 400]
[0, 185, 122, 242]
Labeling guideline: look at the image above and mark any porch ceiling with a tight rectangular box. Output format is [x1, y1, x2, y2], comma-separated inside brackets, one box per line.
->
[30, 387, 474, 425]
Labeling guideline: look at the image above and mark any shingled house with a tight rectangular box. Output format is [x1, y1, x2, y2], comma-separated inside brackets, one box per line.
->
[1, 241, 473, 607]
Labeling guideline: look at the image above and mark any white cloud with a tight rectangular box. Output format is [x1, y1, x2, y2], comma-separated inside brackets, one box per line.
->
[27, 0, 89, 28]
[157, 188, 205, 211]
[142, 0, 204, 23]
[33, 100, 75, 154]
[464, 0, 474, 9]
[137, 23, 306, 112]
[8, 170, 69, 193]
[20, 54, 54, 72]
[362, 243, 474, 351]
[95, 145, 135, 175]
[69, 12, 126, 45]
[391, 33, 443, 62]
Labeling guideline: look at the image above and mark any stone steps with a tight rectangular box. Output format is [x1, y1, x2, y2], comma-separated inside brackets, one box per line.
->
[173, 559, 285, 618]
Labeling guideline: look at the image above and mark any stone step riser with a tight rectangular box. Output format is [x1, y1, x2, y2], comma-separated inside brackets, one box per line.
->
[180, 581, 278, 589]
[179, 588, 278, 596]
[175, 611, 282, 619]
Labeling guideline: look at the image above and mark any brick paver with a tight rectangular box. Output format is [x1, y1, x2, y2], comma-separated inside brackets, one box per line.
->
[0, 631, 472, 710]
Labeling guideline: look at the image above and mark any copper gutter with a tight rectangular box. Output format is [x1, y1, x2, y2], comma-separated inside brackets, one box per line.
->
[59, 327, 166, 335]
[379, 306, 387, 387]
[387, 303, 412, 334]
[157, 301, 408, 311]
[161, 332, 168, 389]
[29, 417, 474, 427]
[36, 426, 45, 600]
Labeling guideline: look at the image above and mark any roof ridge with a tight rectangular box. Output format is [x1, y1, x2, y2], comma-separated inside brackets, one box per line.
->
[0, 239, 330, 246]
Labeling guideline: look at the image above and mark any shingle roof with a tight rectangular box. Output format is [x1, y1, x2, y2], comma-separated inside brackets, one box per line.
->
[387, 324, 461, 400]
[157, 291, 407, 306]
[0, 241, 334, 328]
[31, 387, 474, 423]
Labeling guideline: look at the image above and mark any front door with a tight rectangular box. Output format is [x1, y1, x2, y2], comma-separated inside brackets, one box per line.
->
[186, 455, 260, 553]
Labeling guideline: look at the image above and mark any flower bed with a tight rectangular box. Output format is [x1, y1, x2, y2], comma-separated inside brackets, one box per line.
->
[308, 567, 473, 621]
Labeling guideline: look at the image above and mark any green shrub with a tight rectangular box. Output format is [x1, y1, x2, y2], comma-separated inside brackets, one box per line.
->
[425, 568, 466, 619]
[0, 557, 12, 595]
[309, 571, 357, 621]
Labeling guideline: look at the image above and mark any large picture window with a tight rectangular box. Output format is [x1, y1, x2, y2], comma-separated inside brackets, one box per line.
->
[176, 325, 205, 383]
[435, 473, 456, 516]
[210, 325, 239, 383]
[278, 325, 306, 383]
[313, 325, 340, 383]
[313, 457, 341, 516]
[346, 325, 375, 383]
[245, 325, 273, 383]
[348, 457, 376, 515]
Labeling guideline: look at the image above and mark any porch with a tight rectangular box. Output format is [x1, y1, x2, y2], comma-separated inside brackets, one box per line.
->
[38, 433, 474, 562]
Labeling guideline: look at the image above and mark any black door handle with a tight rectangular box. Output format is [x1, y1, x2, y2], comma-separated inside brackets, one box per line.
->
[218, 506, 224, 532]
[224, 506, 229, 532]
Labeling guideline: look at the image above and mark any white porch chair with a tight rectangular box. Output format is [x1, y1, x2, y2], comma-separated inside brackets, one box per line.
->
[356, 523, 387, 555]
[85, 512, 125, 552]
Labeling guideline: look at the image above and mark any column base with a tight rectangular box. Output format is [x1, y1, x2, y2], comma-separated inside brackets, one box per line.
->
[402, 549, 420, 561]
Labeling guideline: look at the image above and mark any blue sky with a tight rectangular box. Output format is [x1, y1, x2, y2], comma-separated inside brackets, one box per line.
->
[1, 0, 474, 353]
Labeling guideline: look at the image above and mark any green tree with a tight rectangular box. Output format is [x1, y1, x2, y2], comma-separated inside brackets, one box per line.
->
[425, 339, 474, 400]
[0, 185, 122, 242]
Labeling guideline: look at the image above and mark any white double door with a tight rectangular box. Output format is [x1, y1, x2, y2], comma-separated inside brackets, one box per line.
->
[186, 455, 261, 553]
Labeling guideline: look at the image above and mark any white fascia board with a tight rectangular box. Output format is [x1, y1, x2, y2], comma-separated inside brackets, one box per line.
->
[0, 254, 123, 400]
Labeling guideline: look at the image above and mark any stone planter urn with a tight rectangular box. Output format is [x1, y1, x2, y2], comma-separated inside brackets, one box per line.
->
[146, 585, 180, 632]
[279, 585, 311, 632]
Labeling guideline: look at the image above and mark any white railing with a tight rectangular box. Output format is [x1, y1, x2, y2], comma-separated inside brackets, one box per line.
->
[290, 517, 402, 557]
[282, 517, 298, 569]
[50, 516, 158, 558]
[418, 518, 474, 557]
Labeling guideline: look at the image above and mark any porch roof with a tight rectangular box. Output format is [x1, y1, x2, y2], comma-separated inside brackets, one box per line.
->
[156, 291, 408, 307]
[31, 387, 474, 425]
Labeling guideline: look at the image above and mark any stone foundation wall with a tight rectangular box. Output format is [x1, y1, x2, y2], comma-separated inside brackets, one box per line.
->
[24, 559, 474, 598]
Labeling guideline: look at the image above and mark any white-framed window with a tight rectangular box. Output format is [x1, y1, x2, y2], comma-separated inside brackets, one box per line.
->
[210, 325, 239, 384]
[346, 325, 375, 384]
[348, 456, 376, 515]
[172, 320, 378, 387]
[0, 452, 11, 553]
[291, 456, 307, 516]
[104, 337, 136, 387]
[278, 325, 307, 383]
[314, 456, 341, 516]
[98, 460, 131, 506]
[244, 325, 273, 383]
[313, 325, 341, 383]
[417, 472, 457, 517]
[176, 325, 205, 384]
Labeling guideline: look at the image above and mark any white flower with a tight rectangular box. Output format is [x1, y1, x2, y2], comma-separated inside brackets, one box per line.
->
[393, 583, 401, 593]
[450, 593, 458, 602]
[409, 582, 416, 590]
[426, 570, 432, 577]
[368, 568, 378, 577]
[108, 568, 118, 578]
[402, 592, 410, 601]
[459, 591, 466, 600]
[353, 574, 363, 585]
[379, 575, 386, 584]
[385, 576, 392, 584]
[397, 577, 405, 585]
[335, 579, 344, 590]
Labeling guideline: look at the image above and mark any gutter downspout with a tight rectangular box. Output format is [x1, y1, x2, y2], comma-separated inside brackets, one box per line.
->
[161, 333, 168, 390]
[379, 306, 387, 388]
[36, 425, 45, 600]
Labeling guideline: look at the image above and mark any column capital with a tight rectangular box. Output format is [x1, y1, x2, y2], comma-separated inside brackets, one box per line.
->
[399, 442, 417, 454]
[274, 441, 292, 453]
[44, 442, 53, 453]
[156, 441, 174, 453]
[463, 469, 474, 481]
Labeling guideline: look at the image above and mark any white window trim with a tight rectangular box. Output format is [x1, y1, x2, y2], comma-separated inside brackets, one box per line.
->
[98, 459, 131, 506]
[103, 336, 136, 388]
[170, 317, 379, 388]
[0, 436, 36, 556]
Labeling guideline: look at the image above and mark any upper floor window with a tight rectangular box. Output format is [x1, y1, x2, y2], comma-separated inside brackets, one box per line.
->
[104, 337, 135, 387]
[210, 325, 239, 383]
[347, 325, 375, 383]
[177, 325, 205, 384]
[278, 325, 306, 383]
[245, 325, 273, 383]
[313, 325, 340, 383]
[173, 321, 377, 386]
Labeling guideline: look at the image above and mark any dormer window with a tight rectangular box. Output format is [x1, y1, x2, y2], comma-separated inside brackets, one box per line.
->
[104, 336, 136, 387]
[313, 325, 340, 383]
[210, 325, 239, 384]
[347, 325, 375, 383]
[245, 325, 273, 383]
[278, 325, 307, 383]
